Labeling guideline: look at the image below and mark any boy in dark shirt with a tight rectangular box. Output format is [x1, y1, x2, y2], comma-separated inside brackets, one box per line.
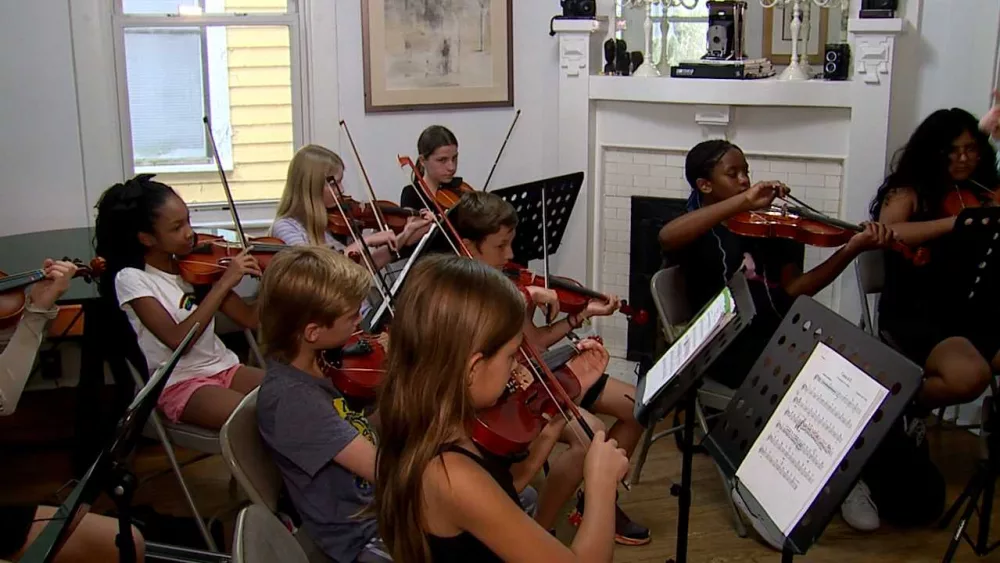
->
[255, 246, 388, 563]
[658, 139, 895, 533]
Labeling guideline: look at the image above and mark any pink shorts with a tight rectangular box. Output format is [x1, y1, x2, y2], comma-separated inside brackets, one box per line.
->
[157, 364, 243, 424]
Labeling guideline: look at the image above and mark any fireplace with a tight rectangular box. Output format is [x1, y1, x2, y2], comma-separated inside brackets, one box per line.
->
[626, 196, 688, 362]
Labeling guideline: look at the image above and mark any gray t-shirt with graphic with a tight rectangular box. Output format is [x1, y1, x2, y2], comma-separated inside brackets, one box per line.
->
[257, 360, 378, 563]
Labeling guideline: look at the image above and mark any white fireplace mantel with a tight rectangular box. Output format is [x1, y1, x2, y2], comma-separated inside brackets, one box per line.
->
[552, 16, 906, 357]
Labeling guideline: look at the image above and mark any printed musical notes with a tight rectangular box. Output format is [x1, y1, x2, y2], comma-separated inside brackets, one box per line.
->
[736, 342, 888, 536]
[640, 287, 735, 406]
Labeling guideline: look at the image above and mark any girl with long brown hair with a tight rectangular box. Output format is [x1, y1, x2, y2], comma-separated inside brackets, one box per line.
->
[399, 125, 465, 211]
[374, 255, 626, 563]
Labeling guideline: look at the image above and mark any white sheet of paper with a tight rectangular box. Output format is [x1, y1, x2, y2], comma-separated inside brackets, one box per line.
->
[641, 288, 734, 405]
[736, 342, 888, 536]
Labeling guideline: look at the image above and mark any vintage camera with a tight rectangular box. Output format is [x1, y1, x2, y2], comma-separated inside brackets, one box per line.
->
[561, 0, 596, 18]
[704, 1, 747, 60]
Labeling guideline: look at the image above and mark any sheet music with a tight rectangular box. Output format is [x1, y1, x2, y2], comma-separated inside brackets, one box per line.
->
[640, 287, 735, 405]
[736, 342, 888, 536]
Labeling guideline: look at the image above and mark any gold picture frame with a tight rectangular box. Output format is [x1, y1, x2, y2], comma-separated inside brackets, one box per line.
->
[362, 0, 514, 113]
[762, 4, 829, 66]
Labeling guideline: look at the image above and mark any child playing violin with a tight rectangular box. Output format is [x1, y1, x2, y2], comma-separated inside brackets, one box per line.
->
[873, 109, 1000, 412]
[446, 191, 649, 545]
[659, 139, 895, 533]
[272, 145, 432, 266]
[374, 254, 628, 563]
[256, 246, 390, 563]
[399, 125, 469, 211]
[0, 259, 146, 563]
[94, 174, 262, 430]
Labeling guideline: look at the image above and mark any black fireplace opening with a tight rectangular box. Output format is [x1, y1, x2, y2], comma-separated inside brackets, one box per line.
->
[626, 196, 688, 363]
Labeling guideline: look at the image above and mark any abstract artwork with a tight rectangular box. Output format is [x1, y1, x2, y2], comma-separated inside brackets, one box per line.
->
[362, 0, 513, 112]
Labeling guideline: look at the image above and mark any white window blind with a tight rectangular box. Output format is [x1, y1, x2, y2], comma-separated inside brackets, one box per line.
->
[124, 28, 207, 166]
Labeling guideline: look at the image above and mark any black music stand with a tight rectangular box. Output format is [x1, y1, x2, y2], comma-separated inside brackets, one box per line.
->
[945, 207, 1000, 316]
[937, 207, 1000, 561]
[704, 296, 923, 561]
[634, 273, 755, 563]
[361, 222, 445, 333]
[490, 171, 584, 266]
[18, 326, 225, 563]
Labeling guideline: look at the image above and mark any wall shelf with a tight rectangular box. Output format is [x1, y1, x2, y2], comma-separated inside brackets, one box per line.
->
[589, 75, 854, 108]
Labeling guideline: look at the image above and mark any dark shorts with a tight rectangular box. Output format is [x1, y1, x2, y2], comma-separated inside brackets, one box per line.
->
[0, 505, 36, 558]
[580, 373, 609, 410]
[882, 315, 1000, 367]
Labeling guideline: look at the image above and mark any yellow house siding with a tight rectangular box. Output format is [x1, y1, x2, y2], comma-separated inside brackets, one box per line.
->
[163, 0, 292, 203]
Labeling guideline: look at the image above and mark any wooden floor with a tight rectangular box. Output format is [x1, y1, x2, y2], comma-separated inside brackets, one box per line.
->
[1, 417, 998, 563]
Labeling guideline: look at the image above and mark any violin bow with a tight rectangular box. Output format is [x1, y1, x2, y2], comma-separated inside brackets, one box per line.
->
[340, 120, 400, 260]
[203, 117, 250, 251]
[483, 109, 521, 192]
[398, 155, 467, 257]
[328, 177, 396, 316]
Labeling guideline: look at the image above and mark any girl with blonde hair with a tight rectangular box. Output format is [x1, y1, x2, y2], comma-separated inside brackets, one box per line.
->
[374, 255, 626, 563]
[272, 144, 431, 268]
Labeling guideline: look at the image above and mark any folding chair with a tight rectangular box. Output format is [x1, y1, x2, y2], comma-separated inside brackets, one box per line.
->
[220, 391, 330, 562]
[629, 266, 747, 537]
[125, 359, 221, 552]
[855, 251, 963, 426]
[233, 505, 309, 563]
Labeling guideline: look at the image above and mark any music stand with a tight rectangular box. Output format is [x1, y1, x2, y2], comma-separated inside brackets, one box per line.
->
[936, 206, 1000, 561]
[361, 223, 442, 333]
[945, 207, 1000, 316]
[704, 296, 923, 561]
[20, 325, 205, 563]
[490, 171, 584, 266]
[634, 273, 755, 563]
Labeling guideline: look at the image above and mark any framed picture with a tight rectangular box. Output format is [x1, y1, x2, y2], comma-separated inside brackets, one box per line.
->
[762, 4, 829, 65]
[362, 0, 514, 113]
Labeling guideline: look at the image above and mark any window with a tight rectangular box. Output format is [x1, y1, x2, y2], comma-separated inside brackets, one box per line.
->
[115, 0, 300, 204]
[616, 2, 710, 69]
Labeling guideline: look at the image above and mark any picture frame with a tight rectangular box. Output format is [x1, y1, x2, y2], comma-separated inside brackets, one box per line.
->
[762, 4, 829, 66]
[361, 0, 514, 113]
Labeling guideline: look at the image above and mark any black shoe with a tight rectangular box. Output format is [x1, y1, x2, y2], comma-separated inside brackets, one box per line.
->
[569, 490, 651, 546]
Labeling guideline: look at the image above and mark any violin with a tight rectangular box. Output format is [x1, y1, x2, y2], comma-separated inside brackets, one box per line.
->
[941, 181, 1000, 217]
[503, 262, 649, 325]
[318, 332, 388, 403]
[429, 178, 476, 210]
[0, 258, 105, 329]
[471, 341, 587, 456]
[325, 193, 421, 237]
[177, 233, 290, 286]
[725, 202, 930, 266]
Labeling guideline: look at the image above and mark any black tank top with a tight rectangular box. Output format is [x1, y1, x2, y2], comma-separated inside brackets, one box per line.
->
[426, 444, 518, 563]
[879, 192, 962, 326]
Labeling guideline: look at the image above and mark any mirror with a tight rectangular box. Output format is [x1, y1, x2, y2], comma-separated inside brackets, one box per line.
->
[614, 1, 846, 70]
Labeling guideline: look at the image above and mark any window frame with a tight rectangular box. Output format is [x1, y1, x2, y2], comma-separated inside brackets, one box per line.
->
[111, 0, 305, 194]
[616, 2, 710, 66]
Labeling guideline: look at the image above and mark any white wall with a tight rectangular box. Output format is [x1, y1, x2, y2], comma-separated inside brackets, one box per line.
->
[0, 0, 89, 237]
[329, 1, 563, 201]
[1, 0, 999, 238]
[889, 0, 1000, 161]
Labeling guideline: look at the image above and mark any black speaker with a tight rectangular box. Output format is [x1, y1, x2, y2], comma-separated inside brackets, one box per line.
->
[823, 43, 850, 81]
[561, 0, 596, 18]
[860, 0, 896, 18]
